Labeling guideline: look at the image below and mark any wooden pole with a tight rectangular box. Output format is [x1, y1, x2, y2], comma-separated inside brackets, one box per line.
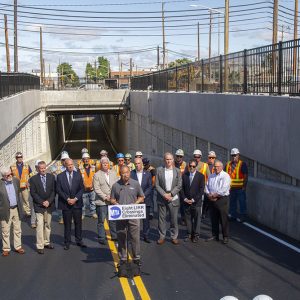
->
[14, 0, 18, 72]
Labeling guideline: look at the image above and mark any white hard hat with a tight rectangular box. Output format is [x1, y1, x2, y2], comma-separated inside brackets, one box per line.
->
[175, 149, 184, 156]
[125, 153, 132, 159]
[135, 151, 143, 156]
[252, 295, 273, 300]
[231, 148, 240, 155]
[100, 149, 108, 155]
[35, 159, 42, 167]
[61, 152, 69, 160]
[193, 149, 202, 156]
[220, 297, 239, 300]
[208, 151, 216, 158]
[81, 148, 88, 154]
[82, 153, 90, 159]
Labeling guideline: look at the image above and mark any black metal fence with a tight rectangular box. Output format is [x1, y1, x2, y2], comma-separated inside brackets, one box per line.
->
[0, 73, 40, 99]
[131, 39, 300, 96]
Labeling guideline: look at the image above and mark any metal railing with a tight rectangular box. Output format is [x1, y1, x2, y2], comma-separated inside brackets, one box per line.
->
[131, 39, 300, 96]
[0, 73, 40, 99]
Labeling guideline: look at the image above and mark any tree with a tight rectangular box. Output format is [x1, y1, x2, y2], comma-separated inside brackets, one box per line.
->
[97, 56, 110, 79]
[85, 62, 96, 82]
[57, 62, 79, 87]
[168, 58, 192, 68]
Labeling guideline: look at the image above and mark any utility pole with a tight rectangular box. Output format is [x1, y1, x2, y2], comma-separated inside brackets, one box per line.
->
[129, 58, 133, 88]
[224, 0, 229, 91]
[162, 1, 166, 69]
[218, 13, 221, 55]
[209, 10, 212, 81]
[43, 58, 45, 85]
[94, 59, 97, 82]
[40, 27, 43, 86]
[14, 0, 18, 72]
[157, 45, 160, 70]
[273, 0, 278, 45]
[197, 22, 200, 61]
[293, 0, 298, 77]
[118, 53, 121, 87]
[4, 14, 11, 73]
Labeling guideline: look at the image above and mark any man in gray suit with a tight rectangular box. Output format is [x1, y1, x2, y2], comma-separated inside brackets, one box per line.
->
[93, 157, 118, 245]
[0, 166, 25, 256]
[156, 152, 182, 245]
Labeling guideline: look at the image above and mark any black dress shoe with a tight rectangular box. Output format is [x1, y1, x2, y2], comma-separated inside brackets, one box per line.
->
[76, 242, 87, 248]
[143, 237, 151, 243]
[44, 244, 54, 249]
[133, 259, 142, 267]
[37, 249, 44, 254]
[223, 237, 229, 244]
[64, 244, 70, 250]
[192, 236, 199, 243]
[205, 236, 219, 242]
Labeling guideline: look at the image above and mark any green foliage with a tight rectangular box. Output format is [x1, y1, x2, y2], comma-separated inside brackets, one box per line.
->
[168, 58, 192, 68]
[85, 56, 110, 82]
[57, 62, 79, 87]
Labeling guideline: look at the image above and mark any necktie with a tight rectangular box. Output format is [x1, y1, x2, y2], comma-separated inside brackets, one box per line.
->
[189, 173, 193, 185]
[41, 175, 46, 192]
[69, 173, 73, 189]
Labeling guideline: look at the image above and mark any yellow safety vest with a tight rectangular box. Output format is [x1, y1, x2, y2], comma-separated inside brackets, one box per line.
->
[80, 165, 96, 191]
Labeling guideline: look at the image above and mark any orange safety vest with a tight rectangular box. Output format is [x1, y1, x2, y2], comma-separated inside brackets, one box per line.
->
[113, 164, 124, 178]
[197, 162, 210, 183]
[207, 163, 215, 174]
[11, 163, 32, 188]
[80, 165, 96, 191]
[226, 160, 245, 188]
[147, 166, 156, 186]
[176, 161, 187, 174]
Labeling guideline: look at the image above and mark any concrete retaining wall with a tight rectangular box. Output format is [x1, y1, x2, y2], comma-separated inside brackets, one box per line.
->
[128, 91, 300, 240]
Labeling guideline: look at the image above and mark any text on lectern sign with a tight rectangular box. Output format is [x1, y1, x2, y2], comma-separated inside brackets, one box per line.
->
[108, 204, 146, 221]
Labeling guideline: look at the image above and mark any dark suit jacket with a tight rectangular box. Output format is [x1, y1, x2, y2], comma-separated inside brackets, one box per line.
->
[57, 171, 84, 210]
[130, 170, 153, 206]
[0, 177, 24, 222]
[29, 173, 56, 213]
[180, 171, 205, 207]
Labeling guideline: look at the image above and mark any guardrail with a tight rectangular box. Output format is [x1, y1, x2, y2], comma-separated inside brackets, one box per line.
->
[131, 39, 300, 96]
[0, 73, 40, 99]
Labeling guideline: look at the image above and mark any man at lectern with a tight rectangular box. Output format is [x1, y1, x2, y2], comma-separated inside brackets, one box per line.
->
[110, 166, 144, 267]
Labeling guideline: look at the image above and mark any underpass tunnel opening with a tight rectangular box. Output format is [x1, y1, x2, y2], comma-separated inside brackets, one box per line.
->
[46, 111, 128, 163]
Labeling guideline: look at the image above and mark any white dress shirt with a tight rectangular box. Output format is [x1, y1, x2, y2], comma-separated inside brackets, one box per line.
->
[205, 170, 231, 196]
[164, 167, 178, 201]
[136, 171, 143, 186]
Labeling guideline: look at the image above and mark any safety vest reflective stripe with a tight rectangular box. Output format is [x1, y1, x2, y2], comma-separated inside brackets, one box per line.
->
[80, 166, 95, 190]
[11, 164, 30, 188]
[199, 163, 209, 182]
[179, 161, 186, 174]
[226, 160, 244, 188]
[113, 165, 121, 178]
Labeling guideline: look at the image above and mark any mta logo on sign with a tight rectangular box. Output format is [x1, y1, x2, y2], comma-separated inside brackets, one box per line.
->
[110, 206, 122, 219]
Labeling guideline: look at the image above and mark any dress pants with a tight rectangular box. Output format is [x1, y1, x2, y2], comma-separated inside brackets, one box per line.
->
[21, 188, 31, 215]
[1, 208, 22, 251]
[116, 219, 140, 261]
[184, 205, 201, 237]
[158, 201, 179, 240]
[96, 205, 117, 242]
[36, 210, 52, 249]
[229, 188, 247, 218]
[142, 205, 151, 238]
[62, 208, 83, 245]
[210, 196, 229, 238]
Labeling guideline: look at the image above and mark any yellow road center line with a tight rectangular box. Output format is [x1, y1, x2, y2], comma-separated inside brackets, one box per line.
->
[104, 220, 151, 300]
[104, 220, 135, 300]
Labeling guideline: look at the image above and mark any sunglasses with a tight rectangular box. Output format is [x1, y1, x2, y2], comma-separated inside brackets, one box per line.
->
[176, 155, 183, 158]
[118, 159, 124, 162]
[5, 173, 13, 177]
[189, 165, 196, 168]
[16, 156, 23, 158]
[231, 154, 238, 157]
[208, 157, 215, 159]
[194, 156, 201, 159]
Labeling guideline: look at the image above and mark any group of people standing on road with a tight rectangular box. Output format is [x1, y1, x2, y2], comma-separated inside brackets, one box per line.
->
[0, 147, 248, 266]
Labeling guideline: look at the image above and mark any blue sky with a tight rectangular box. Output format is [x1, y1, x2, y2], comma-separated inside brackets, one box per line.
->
[0, 0, 297, 76]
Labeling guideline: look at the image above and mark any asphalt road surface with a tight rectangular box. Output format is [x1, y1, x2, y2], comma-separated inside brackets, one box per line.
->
[1, 115, 299, 300]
